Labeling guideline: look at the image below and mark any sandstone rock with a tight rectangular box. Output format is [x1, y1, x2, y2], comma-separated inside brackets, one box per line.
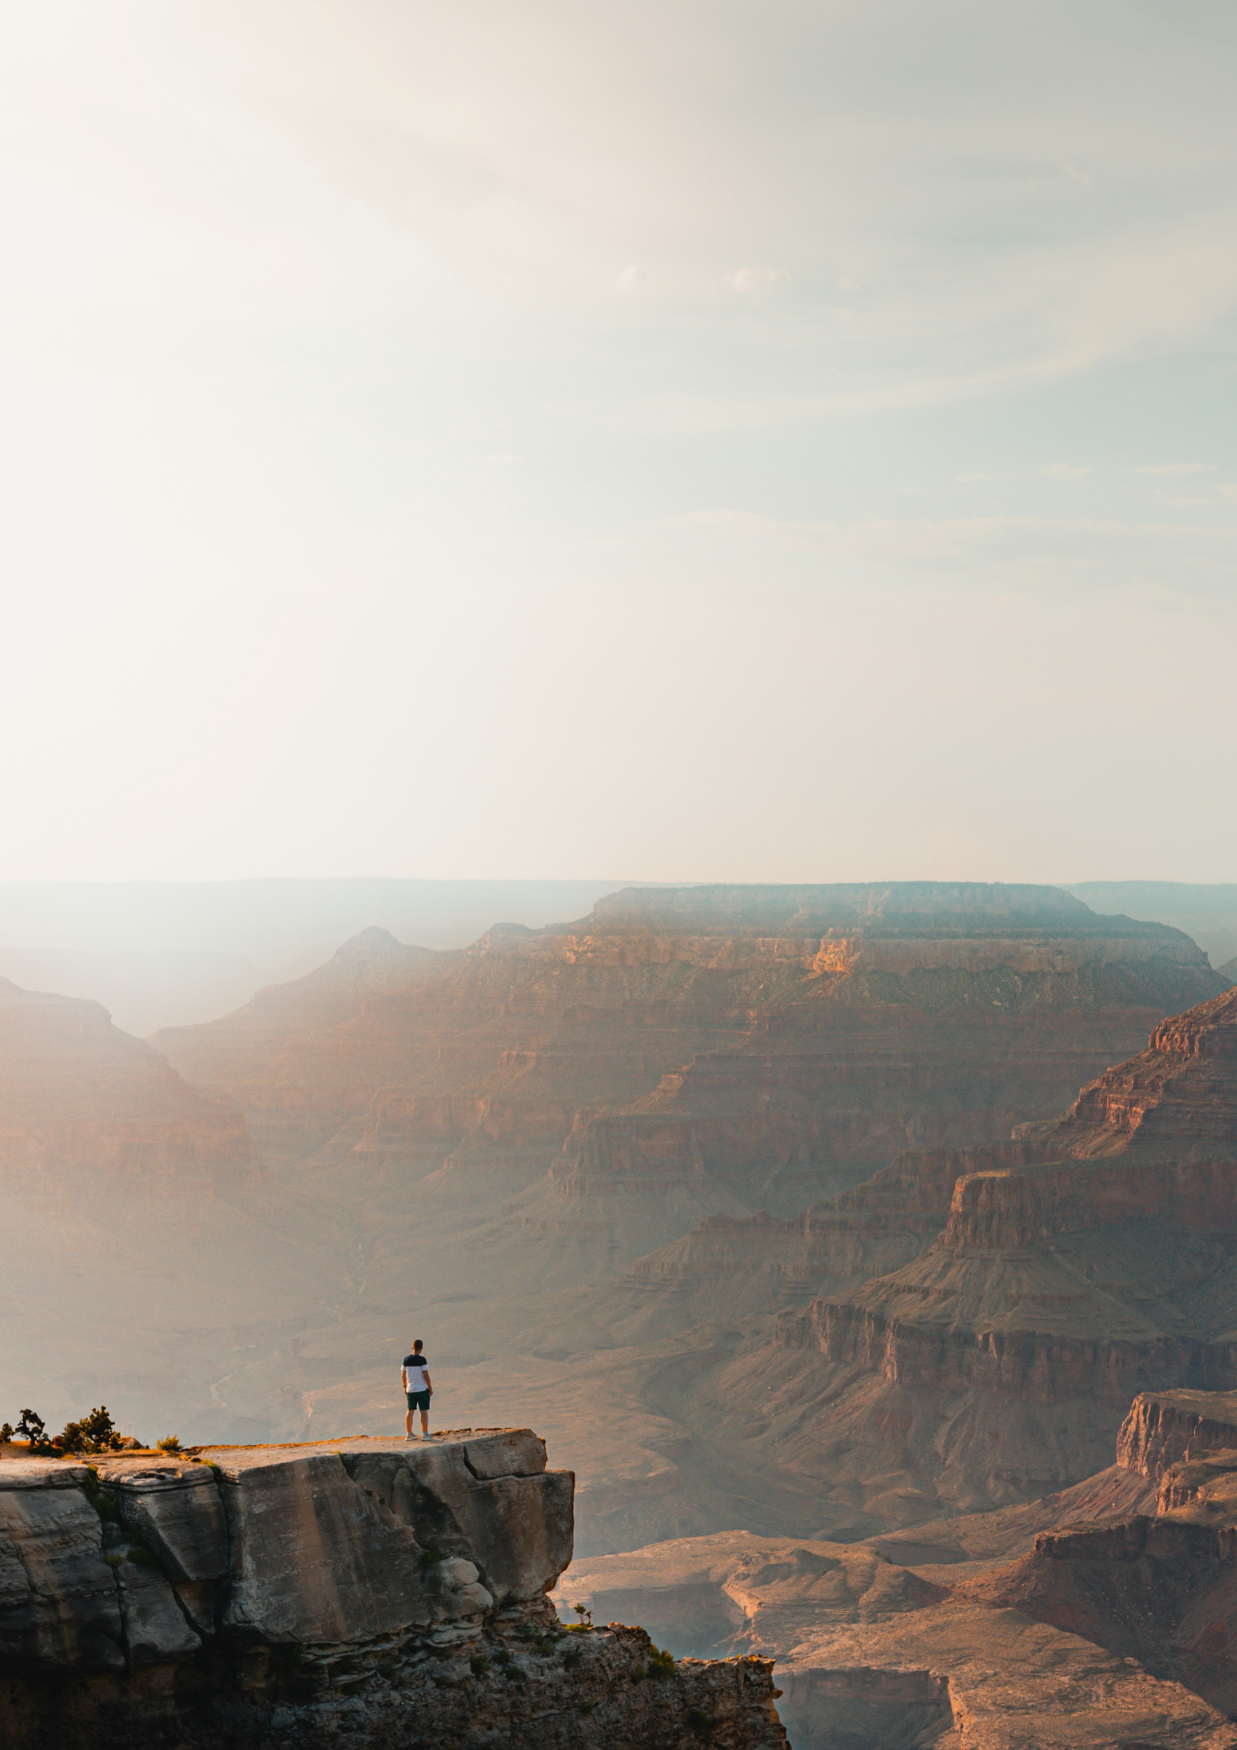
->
[338, 1431, 573, 1604]
[0, 1459, 122, 1669]
[114, 1556, 201, 1666]
[1117, 1391, 1237, 1481]
[94, 1455, 229, 1634]
[210, 1446, 438, 1643]
[0, 1434, 786, 1750]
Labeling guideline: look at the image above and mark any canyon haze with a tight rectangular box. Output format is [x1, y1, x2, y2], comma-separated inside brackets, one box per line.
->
[3, 878, 1237, 1747]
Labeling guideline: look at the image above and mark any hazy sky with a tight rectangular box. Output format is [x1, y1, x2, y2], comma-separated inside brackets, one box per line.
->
[3, 1, 1235, 883]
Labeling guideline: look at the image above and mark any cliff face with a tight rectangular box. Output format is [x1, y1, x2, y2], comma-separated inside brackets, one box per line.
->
[150, 886, 1221, 1275]
[738, 985, 1237, 1531]
[0, 977, 253, 1177]
[556, 1394, 1237, 1749]
[1117, 1390, 1237, 1481]
[0, 1431, 786, 1750]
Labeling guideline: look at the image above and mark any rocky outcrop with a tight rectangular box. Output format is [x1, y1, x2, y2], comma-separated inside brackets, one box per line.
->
[0, 977, 253, 1177]
[553, 1414, 1237, 1748]
[1117, 1391, 1237, 1481]
[627, 1141, 1052, 1314]
[0, 1431, 787, 1749]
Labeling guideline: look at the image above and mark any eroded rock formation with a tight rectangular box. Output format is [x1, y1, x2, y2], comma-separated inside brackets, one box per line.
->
[0, 1430, 786, 1749]
[719, 985, 1237, 1529]
[150, 886, 1222, 1275]
[558, 1394, 1237, 1747]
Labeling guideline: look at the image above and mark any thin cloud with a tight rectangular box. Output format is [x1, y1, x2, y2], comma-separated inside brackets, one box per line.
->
[1134, 462, 1214, 476]
[728, 267, 787, 294]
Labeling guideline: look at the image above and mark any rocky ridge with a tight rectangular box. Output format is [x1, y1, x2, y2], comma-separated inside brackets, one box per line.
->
[150, 884, 1223, 1269]
[0, 977, 252, 1177]
[0, 1430, 786, 1750]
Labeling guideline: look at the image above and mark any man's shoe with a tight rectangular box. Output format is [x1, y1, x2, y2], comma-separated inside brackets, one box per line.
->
[405, 1433, 415, 1442]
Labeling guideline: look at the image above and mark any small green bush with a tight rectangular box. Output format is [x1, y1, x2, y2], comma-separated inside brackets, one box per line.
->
[156, 1435, 181, 1454]
[81, 1474, 120, 1522]
[503, 1663, 526, 1683]
[127, 1546, 159, 1568]
[569, 1600, 593, 1628]
[685, 1707, 712, 1734]
[648, 1647, 676, 1681]
[469, 1654, 489, 1676]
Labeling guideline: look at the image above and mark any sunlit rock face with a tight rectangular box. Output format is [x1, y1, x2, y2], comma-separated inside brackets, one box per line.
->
[748, 985, 1237, 1532]
[0, 976, 253, 1176]
[150, 885, 1222, 1266]
[0, 1429, 787, 1750]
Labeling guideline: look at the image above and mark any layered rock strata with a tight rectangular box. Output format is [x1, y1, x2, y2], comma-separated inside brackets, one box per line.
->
[0, 1430, 786, 1750]
[1118, 1391, 1237, 1482]
[150, 887, 1221, 1266]
[637, 985, 1237, 1534]
[558, 1393, 1237, 1747]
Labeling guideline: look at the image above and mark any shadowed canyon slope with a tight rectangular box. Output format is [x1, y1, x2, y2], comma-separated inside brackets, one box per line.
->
[632, 983, 1237, 1542]
[556, 1392, 1237, 1749]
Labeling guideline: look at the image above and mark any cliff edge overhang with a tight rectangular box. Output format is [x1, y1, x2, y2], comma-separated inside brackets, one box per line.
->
[0, 1430, 787, 1750]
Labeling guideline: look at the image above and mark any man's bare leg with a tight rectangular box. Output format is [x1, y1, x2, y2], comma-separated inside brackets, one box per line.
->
[420, 1408, 430, 1437]
[405, 1406, 414, 1435]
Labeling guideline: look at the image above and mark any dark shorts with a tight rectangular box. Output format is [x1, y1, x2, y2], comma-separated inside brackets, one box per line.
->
[406, 1390, 431, 1413]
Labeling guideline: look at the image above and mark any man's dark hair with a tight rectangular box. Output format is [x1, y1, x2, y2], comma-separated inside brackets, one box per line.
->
[413, 1339, 423, 1352]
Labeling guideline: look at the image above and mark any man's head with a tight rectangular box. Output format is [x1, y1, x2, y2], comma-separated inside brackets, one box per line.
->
[412, 1338, 423, 1353]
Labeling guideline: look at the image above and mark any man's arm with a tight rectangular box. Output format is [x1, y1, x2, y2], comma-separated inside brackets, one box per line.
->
[423, 1372, 432, 1395]
[401, 1367, 408, 1390]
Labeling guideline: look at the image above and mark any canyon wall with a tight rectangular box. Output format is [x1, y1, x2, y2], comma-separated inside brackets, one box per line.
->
[557, 1390, 1237, 1748]
[729, 984, 1237, 1531]
[0, 1430, 786, 1750]
[1117, 1390, 1237, 1481]
[150, 885, 1224, 1247]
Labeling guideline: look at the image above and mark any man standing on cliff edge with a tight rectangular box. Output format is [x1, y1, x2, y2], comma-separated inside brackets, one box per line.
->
[402, 1339, 432, 1440]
